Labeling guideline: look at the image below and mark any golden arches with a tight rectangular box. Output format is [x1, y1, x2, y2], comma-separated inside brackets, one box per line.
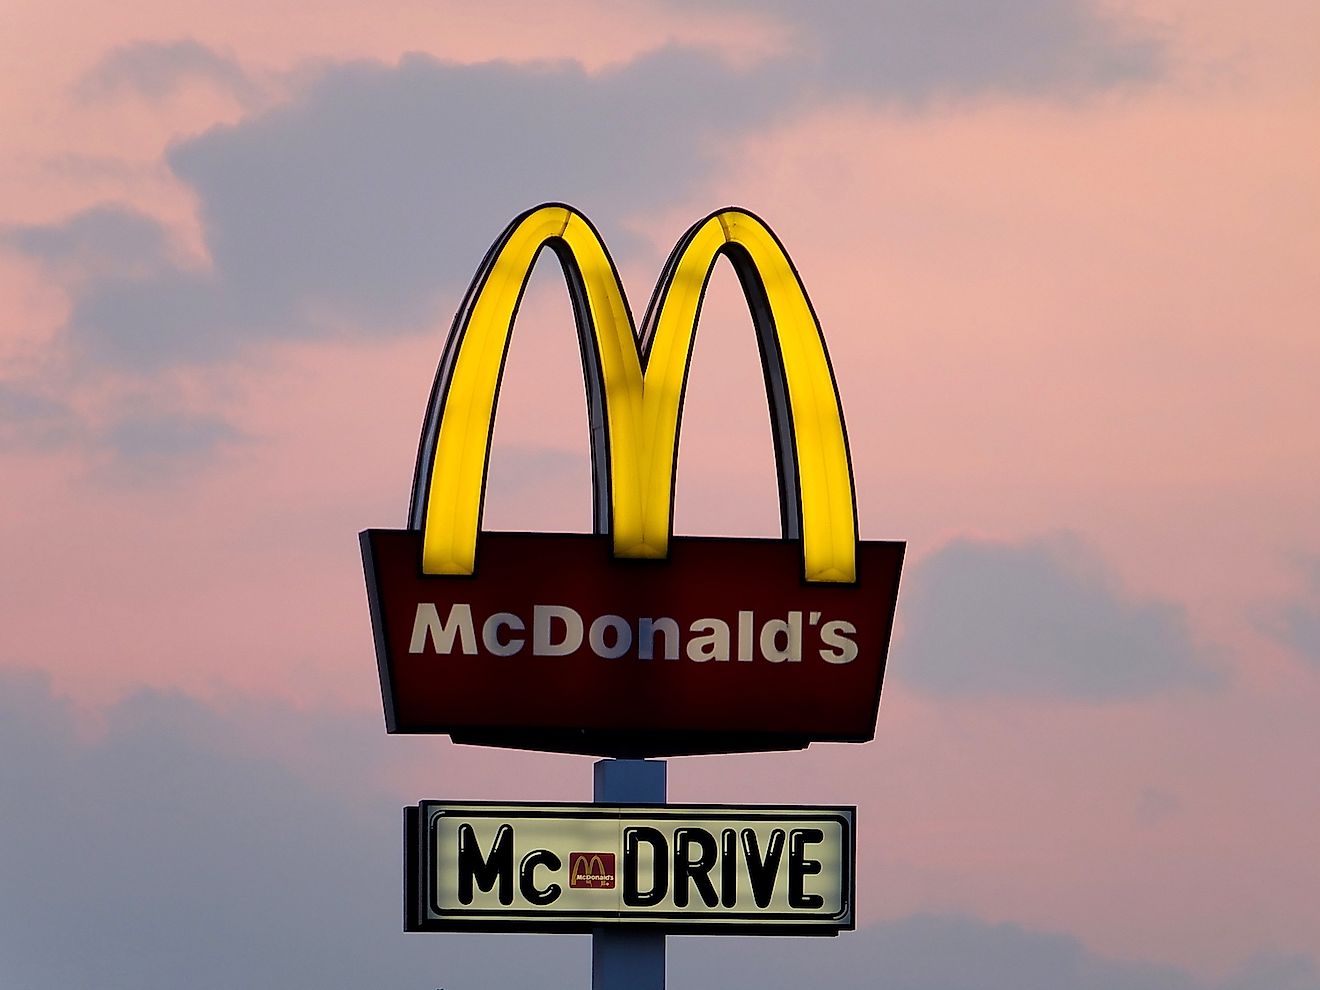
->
[410, 204, 857, 583]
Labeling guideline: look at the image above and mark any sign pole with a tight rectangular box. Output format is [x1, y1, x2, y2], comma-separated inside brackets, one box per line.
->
[592, 759, 666, 990]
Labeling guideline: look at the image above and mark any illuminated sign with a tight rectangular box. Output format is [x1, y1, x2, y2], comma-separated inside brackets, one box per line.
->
[361, 204, 904, 755]
[405, 802, 855, 934]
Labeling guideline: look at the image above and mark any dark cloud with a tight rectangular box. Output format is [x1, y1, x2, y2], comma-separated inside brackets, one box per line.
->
[669, 0, 1164, 103]
[74, 38, 261, 106]
[161, 48, 776, 310]
[68, 269, 233, 369]
[894, 535, 1221, 701]
[0, 382, 78, 449]
[93, 406, 245, 478]
[1270, 602, 1320, 666]
[0, 666, 1310, 989]
[0, 375, 240, 472]
[1135, 786, 1181, 826]
[2, 204, 177, 284]
[0, 205, 243, 471]
[38, 48, 783, 369]
[1221, 953, 1320, 990]
[1258, 557, 1320, 667]
[674, 917, 1318, 990]
[0, 667, 584, 989]
[675, 915, 1202, 990]
[16, 0, 1168, 373]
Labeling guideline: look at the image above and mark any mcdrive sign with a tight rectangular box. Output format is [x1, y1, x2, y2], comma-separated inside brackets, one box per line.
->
[406, 803, 854, 934]
[361, 204, 904, 756]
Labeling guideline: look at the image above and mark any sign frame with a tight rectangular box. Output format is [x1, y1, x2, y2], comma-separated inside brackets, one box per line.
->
[405, 800, 857, 936]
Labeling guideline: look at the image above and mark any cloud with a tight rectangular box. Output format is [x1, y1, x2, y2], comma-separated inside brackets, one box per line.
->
[676, 915, 1201, 990]
[74, 39, 261, 106]
[16, 0, 1167, 374]
[674, 916, 1317, 990]
[1258, 557, 1320, 667]
[1221, 954, 1320, 990]
[0, 666, 1311, 989]
[894, 534, 1221, 700]
[0, 375, 240, 473]
[162, 49, 747, 322]
[2, 204, 178, 284]
[25, 47, 783, 370]
[0, 205, 242, 471]
[0, 666, 584, 988]
[0, 382, 78, 449]
[1269, 602, 1320, 666]
[665, 0, 1165, 104]
[1135, 786, 1181, 826]
[92, 406, 245, 479]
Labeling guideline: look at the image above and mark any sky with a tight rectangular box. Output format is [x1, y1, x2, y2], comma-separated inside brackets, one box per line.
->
[1, 0, 1317, 987]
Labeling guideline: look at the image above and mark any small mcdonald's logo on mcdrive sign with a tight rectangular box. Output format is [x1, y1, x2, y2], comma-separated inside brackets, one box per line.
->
[569, 852, 616, 889]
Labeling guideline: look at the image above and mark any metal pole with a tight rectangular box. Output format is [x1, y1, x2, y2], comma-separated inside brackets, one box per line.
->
[592, 759, 666, 990]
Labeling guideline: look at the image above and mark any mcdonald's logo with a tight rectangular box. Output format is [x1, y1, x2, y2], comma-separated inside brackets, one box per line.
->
[361, 205, 905, 757]
[568, 852, 616, 890]
[411, 204, 855, 583]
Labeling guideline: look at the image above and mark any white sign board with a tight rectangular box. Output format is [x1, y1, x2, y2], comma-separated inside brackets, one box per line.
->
[406, 802, 855, 933]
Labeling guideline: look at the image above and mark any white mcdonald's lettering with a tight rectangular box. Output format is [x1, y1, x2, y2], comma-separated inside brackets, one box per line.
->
[409, 604, 858, 664]
[408, 602, 475, 655]
[534, 605, 582, 656]
[410, 204, 858, 584]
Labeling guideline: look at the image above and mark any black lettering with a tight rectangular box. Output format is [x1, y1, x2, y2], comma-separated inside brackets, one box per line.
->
[741, 828, 785, 909]
[673, 828, 719, 909]
[720, 829, 738, 908]
[788, 828, 824, 909]
[519, 849, 562, 906]
[623, 827, 668, 907]
[457, 823, 514, 906]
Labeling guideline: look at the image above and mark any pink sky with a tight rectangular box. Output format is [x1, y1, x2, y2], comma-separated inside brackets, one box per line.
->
[2, 1, 1317, 986]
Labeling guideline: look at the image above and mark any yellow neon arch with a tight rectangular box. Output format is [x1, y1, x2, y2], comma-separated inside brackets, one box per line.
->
[410, 204, 857, 583]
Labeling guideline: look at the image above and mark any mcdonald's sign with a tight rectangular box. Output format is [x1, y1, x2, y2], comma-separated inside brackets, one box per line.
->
[361, 205, 904, 756]
[568, 853, 616, 890]
[406, 802, 855, 933]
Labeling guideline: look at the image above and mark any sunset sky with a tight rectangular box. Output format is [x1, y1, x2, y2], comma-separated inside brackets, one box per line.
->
[2, 1, 1317, 987]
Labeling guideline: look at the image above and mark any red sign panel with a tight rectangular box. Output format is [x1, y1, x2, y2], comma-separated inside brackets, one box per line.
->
[361, 530, 903, 756]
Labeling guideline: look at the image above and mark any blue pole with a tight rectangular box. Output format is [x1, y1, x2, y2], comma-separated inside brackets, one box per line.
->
[592, 759, 666, 990]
